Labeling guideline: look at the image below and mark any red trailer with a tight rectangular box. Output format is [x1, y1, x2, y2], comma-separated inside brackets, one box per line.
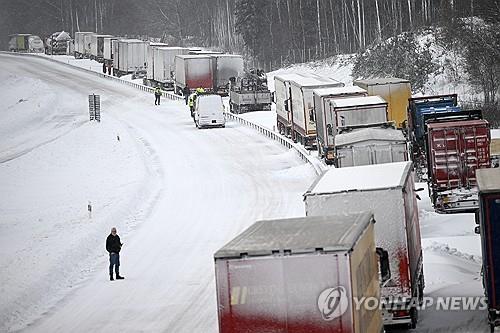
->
[426, 119, 490, 213]
[214, 213, 383, 333]
[174, 54, 214, 93]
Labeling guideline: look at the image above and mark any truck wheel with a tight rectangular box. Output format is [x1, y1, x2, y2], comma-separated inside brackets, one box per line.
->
[409, 307, 418, 329]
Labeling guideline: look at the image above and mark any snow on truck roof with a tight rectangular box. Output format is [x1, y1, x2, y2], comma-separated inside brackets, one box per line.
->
[306, 161, 412, 195]
[214, 212, 374, 259]
[476, 168, 500, 193]
[274, 73, 309, 82]
[335, 127, 406, 146]
[290, 76, 343, 88]
[313, 86, 367, 97]
[354, 77, 410, 85]
[330, 95, 387, 108]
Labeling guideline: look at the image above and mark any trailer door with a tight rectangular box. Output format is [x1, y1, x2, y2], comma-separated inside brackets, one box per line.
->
[482, 194, 500, 309]
[461, 124, 490, 188]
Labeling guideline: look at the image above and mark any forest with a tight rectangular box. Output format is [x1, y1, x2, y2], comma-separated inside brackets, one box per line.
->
[1, 0, 498, 67]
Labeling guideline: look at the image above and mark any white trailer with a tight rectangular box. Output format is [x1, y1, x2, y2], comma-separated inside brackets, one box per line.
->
[315, 95, 389, 161]
[304, 161, 424, 329]
[146, 42, 168, 83]
[147, 46, 189, 89]
[90, 34, 113, 62]
[335, 127, 408, 167]
[74, 32, 94, 58]
[114, 39, 148, 78]
[103, 37, 119, 64]
[274, 73, 309, 137]
[212, 54, 244, 95]
[314, 86, 368, 163]
[289, 76, 344, 149]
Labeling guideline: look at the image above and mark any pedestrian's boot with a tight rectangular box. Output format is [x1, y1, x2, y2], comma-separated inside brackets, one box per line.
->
[110, 274, 114, 281]
[115, 269, 124, 280]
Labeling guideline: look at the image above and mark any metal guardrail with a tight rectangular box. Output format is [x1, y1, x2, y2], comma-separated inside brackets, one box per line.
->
[225, 112, 325, 175]
[2, 51, 322, 174]
[0, 51, 183, 101]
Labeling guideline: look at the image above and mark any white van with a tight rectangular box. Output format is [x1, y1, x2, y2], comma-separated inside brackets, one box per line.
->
[194, 94, 226, 128]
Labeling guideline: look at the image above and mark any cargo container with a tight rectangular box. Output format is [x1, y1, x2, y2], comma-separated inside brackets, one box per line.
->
[74, 32, 94, 58]
[335, 127, 408, 168]
[304, 161, 423, 328]
[90, 34, 113, 62]
[8, 34, 31, 52]
[28, 35, 44, 53]
[145, 42, 168, 82]
[274, 73, 309, 137]
[214, 213, 383, 333]
[114, 39, 148, 78]
[212, 54, 244, 95]
[476, 168, 500, 332]
[426, 119, 490, 213]
[174, 54, 214, 93]
[146, 47, 189, 88]
[490, 138, 500, 168]
[313, 86, 368, 162]
[354, 77, 411, 128]
[103, 37, 119, 64]
[289, 76, 344, 148]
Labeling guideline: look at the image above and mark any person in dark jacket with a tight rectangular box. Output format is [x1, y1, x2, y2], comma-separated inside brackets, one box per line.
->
[106, 227, 124, 280]
[183, 85, 190, 105]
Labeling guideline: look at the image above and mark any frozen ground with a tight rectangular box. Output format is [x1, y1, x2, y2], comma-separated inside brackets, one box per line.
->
[0, 53, 494, 332]
[0, 53, 315, 332]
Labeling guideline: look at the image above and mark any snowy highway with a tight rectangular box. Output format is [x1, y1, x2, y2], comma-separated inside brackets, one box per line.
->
[0, 53, 493, 333]
[0, 54, 315, 332]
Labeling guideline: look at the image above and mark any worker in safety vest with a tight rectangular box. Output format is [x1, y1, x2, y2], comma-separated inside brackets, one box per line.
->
[188, 93, 196, 118]
[154, 87, 162, 105]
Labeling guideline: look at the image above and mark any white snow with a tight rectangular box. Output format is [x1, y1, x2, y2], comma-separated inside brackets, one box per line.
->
[330, 95, 386, 108]
[0, 46, 496, 332]
[492, 129, 500, 139]
[308, 161, 410, 194]
[0, 53, 316, 332]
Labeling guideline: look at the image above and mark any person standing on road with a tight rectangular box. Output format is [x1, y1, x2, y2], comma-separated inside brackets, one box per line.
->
[154, 86, 162, 105]
[183, 85, 190, 105]
[106, 227, 124, 281]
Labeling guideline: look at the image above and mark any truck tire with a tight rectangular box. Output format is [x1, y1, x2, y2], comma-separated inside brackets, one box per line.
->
[409, 307, 418, 329]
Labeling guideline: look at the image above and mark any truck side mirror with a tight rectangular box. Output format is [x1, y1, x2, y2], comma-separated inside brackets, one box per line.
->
[475, 226, 480, 234]
[284, 101, 289, 112]
[475, 210, 480, 225]
[376, 247, 391, 282]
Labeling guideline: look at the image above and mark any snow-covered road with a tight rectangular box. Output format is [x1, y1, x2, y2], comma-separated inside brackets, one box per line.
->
[0, 54, 315, 332]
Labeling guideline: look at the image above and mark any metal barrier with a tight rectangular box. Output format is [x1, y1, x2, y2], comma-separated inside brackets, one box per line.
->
[0, 52, 183, 101]
[2, 51, 323, 174]
[225, 112, 325, 175]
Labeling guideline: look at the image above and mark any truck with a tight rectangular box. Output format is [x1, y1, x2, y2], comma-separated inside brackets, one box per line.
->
[407, 94, 462, 179]
[304, 161, 424, 329]
[146, 46, 189, 88]
[28, 35, 45, 53]
[335, 127, 408, 168]
[90, 34, 114, 62]
[316, 95, 389, 162]
[354, 77, 411, 128]
[74, 32, 94, 58]
[274, 73, 309, 137]
[103, 37, 119, 66]
[490, 137, 500, 168]
[145, 42, 168, 84]
[229, 69, 272, 114]
[174, 54, 214, 93]
[426, 118, 490, 213]
[214, 212, 383, 333]
[212, 54, 244, 95]
[8, 34, 31, 52]
[313, 86, 368, 162]
[289, 76, 344, 148]
[113, 39, 148, 78]
[475, 168, 500, 332]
